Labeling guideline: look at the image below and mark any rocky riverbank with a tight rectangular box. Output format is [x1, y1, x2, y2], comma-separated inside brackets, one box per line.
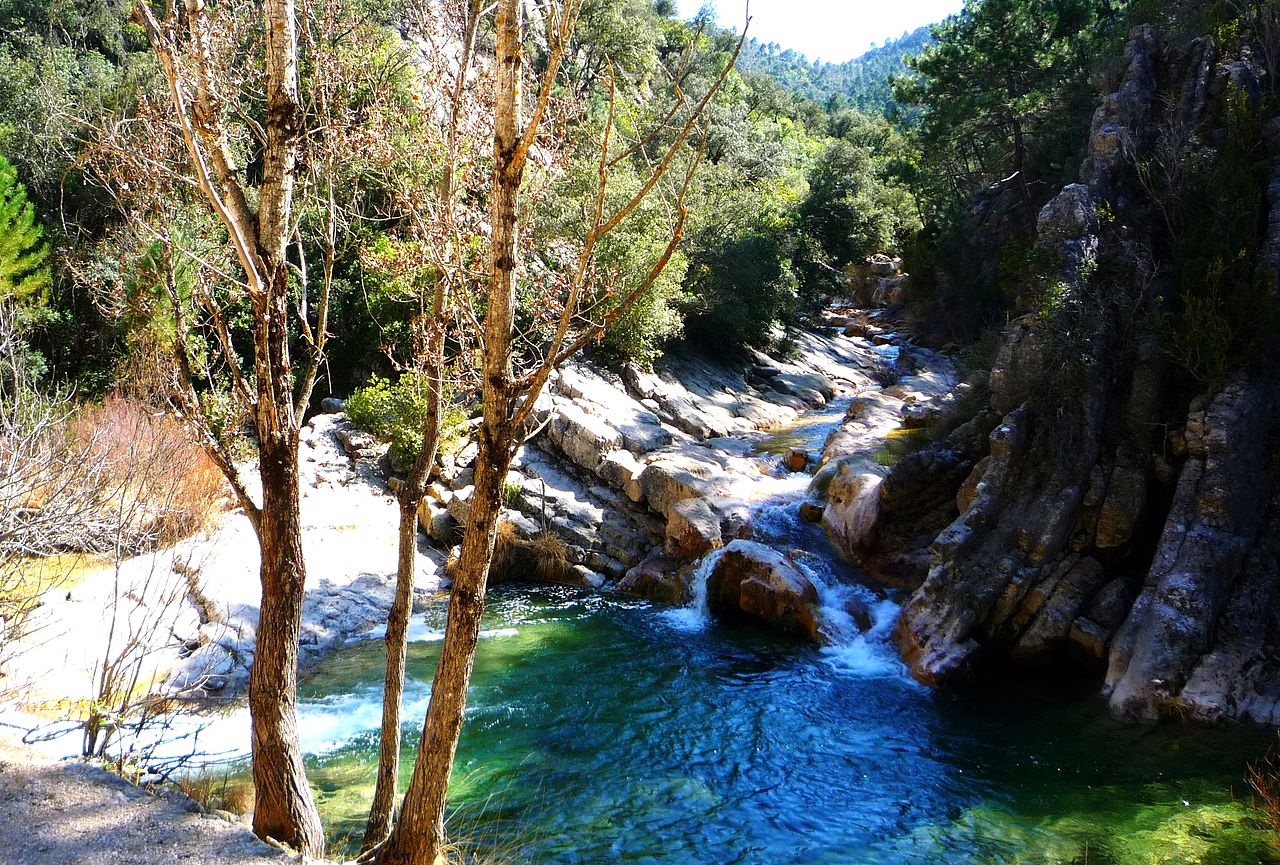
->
[3, 288, 961, 750]
[416, 298, 958, 643]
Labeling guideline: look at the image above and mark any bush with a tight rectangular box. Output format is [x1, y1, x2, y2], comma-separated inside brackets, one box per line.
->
[68, 394, 229, 547]
[345, 373, 467, 471]
[684, 231, 800, 350]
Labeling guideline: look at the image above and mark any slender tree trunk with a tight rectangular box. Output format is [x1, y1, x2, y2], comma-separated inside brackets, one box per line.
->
[362, 497, 420, 849]
[374, 447, 507, 865]
[363, 365, 445, 850]
[250, 429, 325, 855]
[365, 4, 485, 848]
[376, 3, 524, 862]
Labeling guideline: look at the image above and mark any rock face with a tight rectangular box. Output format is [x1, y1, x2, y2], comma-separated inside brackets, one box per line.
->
[876, 24, 1280, 725]
[705, 541, 822, 642]
[1105, 379, 1280, 723]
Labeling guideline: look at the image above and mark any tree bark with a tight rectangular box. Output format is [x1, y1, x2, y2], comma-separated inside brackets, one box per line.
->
[375, 3, 524, 863]
[364, 3, 486, 849]
[363, 362, 445, 850]
[373, 446, 507, 865]
[137, 0, 328, 852]
[250, 426, 325, 855]
[361, 497, 420, 850]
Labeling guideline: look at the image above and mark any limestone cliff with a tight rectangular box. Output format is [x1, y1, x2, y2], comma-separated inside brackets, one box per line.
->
[861, 25, 1280, 725]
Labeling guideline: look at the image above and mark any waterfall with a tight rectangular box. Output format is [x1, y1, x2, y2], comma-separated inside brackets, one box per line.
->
[662, 546, 727, 632]
[737, 496, 908, 678]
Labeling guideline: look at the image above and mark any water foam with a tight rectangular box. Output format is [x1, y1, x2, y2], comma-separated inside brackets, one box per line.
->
[661, 547, 726, 633]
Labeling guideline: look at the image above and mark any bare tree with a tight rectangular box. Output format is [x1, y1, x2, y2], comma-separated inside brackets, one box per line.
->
[82, 0, 409, 850]
[374, 2, 744, 861]
[363, 0, 488, 849]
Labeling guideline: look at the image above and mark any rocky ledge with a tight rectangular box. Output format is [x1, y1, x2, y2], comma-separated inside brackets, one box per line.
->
[847, 25, 1280, 726]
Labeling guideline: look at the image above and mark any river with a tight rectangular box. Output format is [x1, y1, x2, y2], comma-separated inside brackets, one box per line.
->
[295, 583, 1273, 864]
[282, 379, 1276, 864]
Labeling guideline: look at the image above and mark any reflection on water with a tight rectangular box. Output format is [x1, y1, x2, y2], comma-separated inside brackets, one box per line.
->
[293, 586, 1278, 865]
[751, 397, 854, 457]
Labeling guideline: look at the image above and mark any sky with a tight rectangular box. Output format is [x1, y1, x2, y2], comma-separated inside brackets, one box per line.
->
[673, 0, 965, 63]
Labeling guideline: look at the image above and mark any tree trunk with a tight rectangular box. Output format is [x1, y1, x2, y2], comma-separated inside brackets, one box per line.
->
[362, 499, 419, 849]
[374, 447, 507, 865]
[250, 428, 326, 856]
[364, 372, 444, 850]
[376, 3, 524, 862]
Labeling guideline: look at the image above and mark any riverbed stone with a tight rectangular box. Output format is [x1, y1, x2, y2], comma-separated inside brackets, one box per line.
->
[706, 540, 822, 643]
[618, 550, 689, 605]
[782, 448, 810, 472]
[638, 456, 719, 519]
[665, 497, 723, 560]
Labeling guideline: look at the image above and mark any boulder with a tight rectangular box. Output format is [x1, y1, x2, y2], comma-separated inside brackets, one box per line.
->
[706, 540, 822, 642]
[782, 449, 810, 473]
[770, 373, 836, 407]
[1095, 454, 1147, 549]
[719, 503, 754, 543]
[617, 550, 689, 605]
[547, 403, 623, 474]
[598, 450, 645, 502]
[665, 497, 723, 560]
[822, 462, 884, 556]
[638, 456, 718, 518]
[989, 315, 1053, 415]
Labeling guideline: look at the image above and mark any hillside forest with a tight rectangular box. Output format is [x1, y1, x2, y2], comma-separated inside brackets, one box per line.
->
[5, 0, 1280, 864]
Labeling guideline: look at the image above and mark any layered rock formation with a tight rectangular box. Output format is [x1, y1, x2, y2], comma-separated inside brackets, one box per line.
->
[862, 25, 1280, 725]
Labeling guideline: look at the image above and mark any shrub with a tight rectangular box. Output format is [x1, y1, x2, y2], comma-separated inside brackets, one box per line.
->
[345, 373, 468, 471]
[68, 394, 230, 548]
[684, 231, 800, 350]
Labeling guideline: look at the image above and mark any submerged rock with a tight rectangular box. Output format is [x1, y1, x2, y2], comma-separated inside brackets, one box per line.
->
[617, 550, 689, 606]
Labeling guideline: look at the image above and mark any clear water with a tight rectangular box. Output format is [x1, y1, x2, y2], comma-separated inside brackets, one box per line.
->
[295, 585, 1279, 865]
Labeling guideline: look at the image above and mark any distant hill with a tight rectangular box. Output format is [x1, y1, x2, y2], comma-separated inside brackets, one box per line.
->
[737, 26, 933, 115]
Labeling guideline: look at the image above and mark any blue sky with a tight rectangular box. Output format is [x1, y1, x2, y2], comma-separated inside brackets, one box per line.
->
[674, 0, 965, 63]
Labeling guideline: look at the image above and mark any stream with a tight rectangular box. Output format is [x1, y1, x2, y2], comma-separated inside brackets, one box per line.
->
[108, 358, 1273, 865]
[296, 586, 1274, 864]
[278, 386, 1277, 864]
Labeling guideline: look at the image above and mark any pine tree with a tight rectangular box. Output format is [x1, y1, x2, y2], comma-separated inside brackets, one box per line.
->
[0, 153, 49, 306]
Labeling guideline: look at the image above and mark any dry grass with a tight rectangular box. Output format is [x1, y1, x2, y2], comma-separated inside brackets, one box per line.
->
[68, 394, 230, 548]
[175, 769, 255, 815]
[449, 522, 573, 586]
[1250, 743, 1280, 847]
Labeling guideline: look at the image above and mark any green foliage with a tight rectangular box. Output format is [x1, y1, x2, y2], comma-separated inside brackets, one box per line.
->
[685, 231, 800, 349]
[345, 374, 467, 471]
[796, 122, 922, 299]
[738, 27, 934, 116]
[1161, 87, 1279, 387]
[0, 152, 48, 309]
[896, 0, 1102, 211]
[501, 480, 523, 508]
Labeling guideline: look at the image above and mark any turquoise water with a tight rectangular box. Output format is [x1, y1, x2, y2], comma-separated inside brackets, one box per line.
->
[294, 585, 1279, 865]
